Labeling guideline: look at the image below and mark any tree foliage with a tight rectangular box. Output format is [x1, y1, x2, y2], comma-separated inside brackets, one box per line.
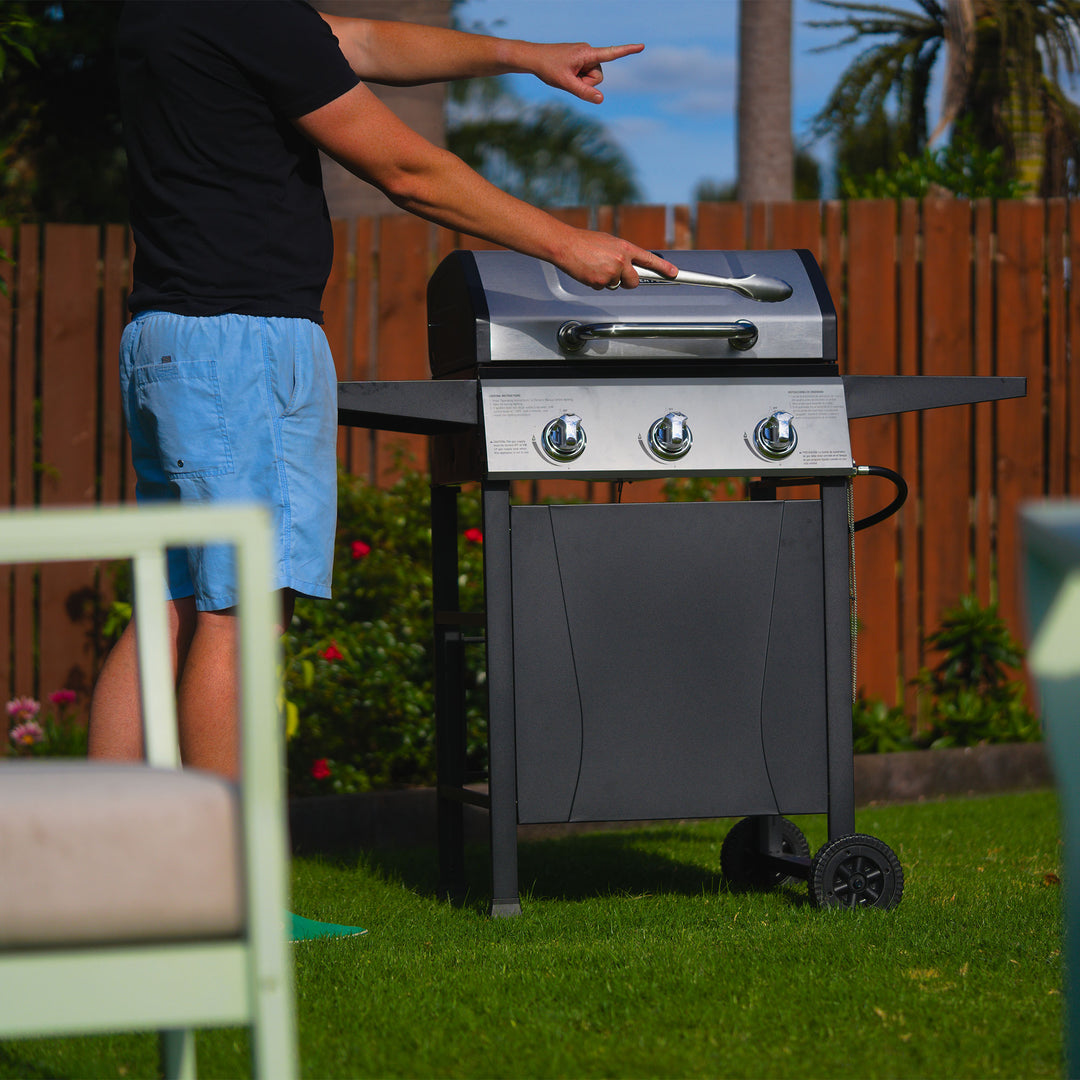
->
[447, 0, 641, 207]
[840, 116, 1028, 197]
[0, 1, 125, 223]
[447, 78, 641, 208]
[809, 0, 1080, 197]
[809, 0, 947, 158]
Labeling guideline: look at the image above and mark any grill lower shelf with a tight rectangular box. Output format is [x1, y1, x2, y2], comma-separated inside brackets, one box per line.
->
[509, 500, 830, 823]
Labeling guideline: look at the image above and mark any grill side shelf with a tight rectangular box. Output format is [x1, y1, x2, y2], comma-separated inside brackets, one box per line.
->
[338, 380, 480, 434]
[843, 375, 1026, 418]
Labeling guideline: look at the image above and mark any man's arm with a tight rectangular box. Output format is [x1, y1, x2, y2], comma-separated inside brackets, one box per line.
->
[293, 82, 677, 290]
[320, 14, 639, 104]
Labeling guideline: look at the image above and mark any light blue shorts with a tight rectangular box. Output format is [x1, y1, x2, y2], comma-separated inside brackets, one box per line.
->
[120, 311, 338, 610]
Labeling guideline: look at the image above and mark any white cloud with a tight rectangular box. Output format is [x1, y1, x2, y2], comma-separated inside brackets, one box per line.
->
[604, 45, 734, 92]
[601, 44, 737, 120]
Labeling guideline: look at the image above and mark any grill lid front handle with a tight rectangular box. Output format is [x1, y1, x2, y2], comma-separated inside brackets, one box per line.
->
[557, 319, 759, 353]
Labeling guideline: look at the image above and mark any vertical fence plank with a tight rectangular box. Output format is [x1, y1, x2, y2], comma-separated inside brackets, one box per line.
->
[847, 200, 901, 705]
[345, 216, 376, 481]
[0, 227, 12, 714]
[323, 219, 353, 468]
[92, 225, 133, 694]
[672, 205, 692, 250]
[39, 225, 102, 699]
[920, 200, 975, 664]
[1070, 202, 1080, 496]
[897, 200, 922, 717]
[618, 204, 668, 251]
[12, 226, 39, 700]
[1047, 199, 1068, 497]
[771, 201, 822, 257]
[695, 202, 746, 249]
[994, 201, 1046, 640]
[972, 200, 995, 605]
[823, 202, 846, 374]
[101, 225, 130, 506]
[0, 226, 11, 504]
[747, 202, 769, 248]
[375, 214, 435, 481]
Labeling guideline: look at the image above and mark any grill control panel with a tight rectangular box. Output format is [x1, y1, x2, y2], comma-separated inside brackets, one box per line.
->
[480, 377, 853, 479]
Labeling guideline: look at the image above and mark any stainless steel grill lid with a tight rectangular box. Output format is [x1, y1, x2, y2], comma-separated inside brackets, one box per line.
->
[427, 249, 837, 376]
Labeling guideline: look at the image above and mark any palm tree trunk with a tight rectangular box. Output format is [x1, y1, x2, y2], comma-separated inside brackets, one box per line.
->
[737, 0, 793, 201]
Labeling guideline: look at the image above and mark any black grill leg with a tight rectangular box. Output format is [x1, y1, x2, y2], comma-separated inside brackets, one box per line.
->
[821, 478, 856, 840]
[433, 482, 466, 902]
[483, 481, 521, 916]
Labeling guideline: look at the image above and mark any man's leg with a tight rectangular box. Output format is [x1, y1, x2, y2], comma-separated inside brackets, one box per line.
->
[88, 596, 197, 761]
[175, 591, 295, 781]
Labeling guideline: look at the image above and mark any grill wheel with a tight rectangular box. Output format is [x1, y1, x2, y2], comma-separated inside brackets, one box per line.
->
[720, 816, 810, 891]
[809, 833, 904, 910]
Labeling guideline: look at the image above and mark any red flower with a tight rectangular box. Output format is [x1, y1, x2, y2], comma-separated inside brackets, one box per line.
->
[48, 689, 77, 707]
[321, 642, 343, 662]
[311, 758, 331, 780]
[351, 540, 371, 559]
[464, 528, 483, 545]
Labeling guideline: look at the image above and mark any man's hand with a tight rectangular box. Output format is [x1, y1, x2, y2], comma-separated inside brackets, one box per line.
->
[555, 231, 678, 290]
[524, 41, 644, 104]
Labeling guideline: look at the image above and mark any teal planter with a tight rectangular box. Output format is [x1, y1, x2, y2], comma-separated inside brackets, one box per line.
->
[1021, 501, 1080, 1078]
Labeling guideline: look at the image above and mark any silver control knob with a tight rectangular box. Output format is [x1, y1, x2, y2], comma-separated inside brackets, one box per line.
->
[754, 410, 797, 458]
[541, 413, 587, 460]
[648, 411, 693, 459]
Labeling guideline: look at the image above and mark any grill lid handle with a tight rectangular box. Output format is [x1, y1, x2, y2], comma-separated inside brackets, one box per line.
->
[557, 319, 759, 353]
[617, 268, 793, 302]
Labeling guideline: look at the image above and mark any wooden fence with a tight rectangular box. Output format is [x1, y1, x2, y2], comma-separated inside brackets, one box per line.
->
[1, 199, 1076, 721]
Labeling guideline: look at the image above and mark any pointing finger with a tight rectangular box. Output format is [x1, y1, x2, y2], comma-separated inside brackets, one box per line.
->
[592, 43, 645, 62]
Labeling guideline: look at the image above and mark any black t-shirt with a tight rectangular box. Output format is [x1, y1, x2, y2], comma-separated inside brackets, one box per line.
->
[117, 0, 361, 322]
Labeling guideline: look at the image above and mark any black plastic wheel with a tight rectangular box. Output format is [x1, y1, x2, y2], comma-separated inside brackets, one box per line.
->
[720, 816, 810, 891]
[809, 834, 904, 910]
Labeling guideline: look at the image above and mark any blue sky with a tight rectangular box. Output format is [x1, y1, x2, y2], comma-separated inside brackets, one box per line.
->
[454, 0, 900, 203]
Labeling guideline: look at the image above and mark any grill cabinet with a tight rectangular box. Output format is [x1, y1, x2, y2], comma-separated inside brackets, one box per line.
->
[337, 248, 1026, 916]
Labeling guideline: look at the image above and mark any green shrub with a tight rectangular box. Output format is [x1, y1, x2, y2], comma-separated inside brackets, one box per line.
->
[851, 695, 915, 754]
[854, 594, 1041, 753]
[283, 468, 486, 796]
[914, 594, 1041, 748]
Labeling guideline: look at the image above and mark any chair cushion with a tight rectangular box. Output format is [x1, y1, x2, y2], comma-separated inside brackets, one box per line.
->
[0, 761, 243, 946]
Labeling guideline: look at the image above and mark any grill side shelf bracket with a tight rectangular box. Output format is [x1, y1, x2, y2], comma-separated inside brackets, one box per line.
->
[844, 375, 1026, 418]
[338, 380, 479, 435]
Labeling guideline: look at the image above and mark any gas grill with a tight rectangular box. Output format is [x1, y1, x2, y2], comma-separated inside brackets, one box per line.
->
[337, 248, 1026, 916]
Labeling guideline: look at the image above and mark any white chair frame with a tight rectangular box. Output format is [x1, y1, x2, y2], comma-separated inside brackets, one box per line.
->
[0, 503, 296, 1079]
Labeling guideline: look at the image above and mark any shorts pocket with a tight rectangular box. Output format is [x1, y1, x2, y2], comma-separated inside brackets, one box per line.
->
[134, 359, 234, 479]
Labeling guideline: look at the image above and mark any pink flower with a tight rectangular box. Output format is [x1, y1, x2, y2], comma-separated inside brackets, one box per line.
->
[10, 721, 44, 747]
[351, 540, 372, 560]
[6, 697, 40, 722]
[48, 689, 77, 707]
[321, 642, 344, 662]
[464, 528, 483, 545]
[311, 758, 331, 780]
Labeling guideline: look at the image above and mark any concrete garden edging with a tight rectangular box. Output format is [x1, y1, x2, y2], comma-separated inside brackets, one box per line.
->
[289, 742, 1053, 854]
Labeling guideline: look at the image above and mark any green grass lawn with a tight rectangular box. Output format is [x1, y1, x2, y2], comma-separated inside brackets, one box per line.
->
[0, 789, 1064, 1079]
